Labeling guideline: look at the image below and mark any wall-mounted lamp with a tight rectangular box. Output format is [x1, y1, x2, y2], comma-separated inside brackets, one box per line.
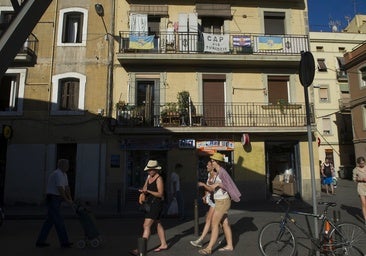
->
[95, 3, 104, 17]
[95, 3, 108, 37]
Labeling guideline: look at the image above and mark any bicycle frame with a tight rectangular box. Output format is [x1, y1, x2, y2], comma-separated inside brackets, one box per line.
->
[277, 200, 354, 251]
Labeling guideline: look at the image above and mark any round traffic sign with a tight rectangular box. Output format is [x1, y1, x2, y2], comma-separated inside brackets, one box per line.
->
[299, 51, 315, 88]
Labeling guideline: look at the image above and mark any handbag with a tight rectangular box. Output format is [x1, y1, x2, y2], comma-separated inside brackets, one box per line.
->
[167, 197, 178, 216]
[138, 194, 154, 213]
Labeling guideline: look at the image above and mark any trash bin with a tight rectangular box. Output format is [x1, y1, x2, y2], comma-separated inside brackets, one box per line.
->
[338, 165, 345, 179]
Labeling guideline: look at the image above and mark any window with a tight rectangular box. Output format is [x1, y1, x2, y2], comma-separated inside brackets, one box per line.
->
[264, 12, 285, 35]
[322, 117, 332, 135]
[267, 76, 289, 105]
[51, 72, 85, 114]
[60, 78, 79, 110]
[0, 8, 14, 36]
[316, 46, 324, 52]
[57, 8, 88, 46]
[0, 69, 25, 115]
[338, 47, 346, 53]
[360, 67, 366, 87]
[317, 59, 327, 72]
[202, 17, 225, 34]
[319, 86, 329, 102]
[148, 16, 160, 36]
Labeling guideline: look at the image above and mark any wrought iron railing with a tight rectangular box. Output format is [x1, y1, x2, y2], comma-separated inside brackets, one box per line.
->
[116, 102, 314, 128]
[118, 32, 309, 55]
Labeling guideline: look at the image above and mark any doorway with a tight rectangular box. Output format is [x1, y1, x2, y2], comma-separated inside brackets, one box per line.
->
[125, 150, 167, 206]
[136, 81, 155, 126]
[265, 141, 300, 197]
[202, 75, 225, 126]
[57, 144, 77, 198]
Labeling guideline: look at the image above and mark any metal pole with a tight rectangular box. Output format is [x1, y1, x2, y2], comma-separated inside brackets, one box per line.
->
[194, 199, 199, 236]
[137, 237, 147, 256]
[304, 86, 319, 247]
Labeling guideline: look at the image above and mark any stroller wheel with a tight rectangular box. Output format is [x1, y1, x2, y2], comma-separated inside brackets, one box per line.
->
[77, 239, 86, 249]
[90, 238, 100, 248]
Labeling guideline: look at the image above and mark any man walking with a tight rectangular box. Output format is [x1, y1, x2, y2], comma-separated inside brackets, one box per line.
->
[36, 159, 73, 248]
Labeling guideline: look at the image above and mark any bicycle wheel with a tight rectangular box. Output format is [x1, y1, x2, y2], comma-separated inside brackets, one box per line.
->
[329, 222, 366, 255]
[258, 221, 297, 256]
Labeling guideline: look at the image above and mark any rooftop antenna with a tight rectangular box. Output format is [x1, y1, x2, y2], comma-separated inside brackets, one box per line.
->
[345, 16, 351, 25]
[329, 19, 341, 32]
[352, 0, 357, 14]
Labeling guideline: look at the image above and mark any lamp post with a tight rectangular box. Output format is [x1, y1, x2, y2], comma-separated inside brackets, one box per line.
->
[94, 3, 114, 118]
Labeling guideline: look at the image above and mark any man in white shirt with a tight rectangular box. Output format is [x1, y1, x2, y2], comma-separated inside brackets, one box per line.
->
[170, 163, 184, 219]
[36, 159, 73, 248]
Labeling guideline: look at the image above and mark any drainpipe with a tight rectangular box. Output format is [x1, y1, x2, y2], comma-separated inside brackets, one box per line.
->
[106, 0, 115, 118]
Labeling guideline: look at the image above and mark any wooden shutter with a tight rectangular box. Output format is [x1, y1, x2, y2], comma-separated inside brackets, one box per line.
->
[268, 76, 289, 105]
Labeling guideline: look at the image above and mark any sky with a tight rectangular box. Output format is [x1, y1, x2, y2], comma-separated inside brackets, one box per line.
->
[308, 0, 366, 32]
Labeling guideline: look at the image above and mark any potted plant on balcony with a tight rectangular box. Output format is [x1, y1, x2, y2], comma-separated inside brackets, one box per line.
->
[177, 91, 190, 125]
[161, 102, 179, 125]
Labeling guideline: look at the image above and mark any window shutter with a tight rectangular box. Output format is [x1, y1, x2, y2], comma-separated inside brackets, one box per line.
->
[319, 88, 328, 101]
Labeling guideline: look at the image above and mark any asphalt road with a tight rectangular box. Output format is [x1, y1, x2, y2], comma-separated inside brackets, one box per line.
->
[0, 178, 363, 256]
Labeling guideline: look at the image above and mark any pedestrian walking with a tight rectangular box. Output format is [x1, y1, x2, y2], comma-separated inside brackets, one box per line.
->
[170, 163, 184, 219]
[35, 159, 73, 248]
[353, 156, 366, 225]
[321, 157, 335, 195]
[190, 160, 217, 247]
[198, 153, 241, 255]
[130, 160, 168, 255]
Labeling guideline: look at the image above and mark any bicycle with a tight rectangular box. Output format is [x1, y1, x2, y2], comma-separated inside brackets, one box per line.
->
[258, 195, 366, 255]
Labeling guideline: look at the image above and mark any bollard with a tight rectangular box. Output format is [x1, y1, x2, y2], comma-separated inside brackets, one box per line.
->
[137, 237, 147, 256]
[194, 199, 199, 236]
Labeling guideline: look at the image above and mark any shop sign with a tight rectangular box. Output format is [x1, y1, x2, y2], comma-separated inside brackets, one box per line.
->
[120, 137, 170, 150]
[196, 140, 234, 151]
[178, 139, 195, 149]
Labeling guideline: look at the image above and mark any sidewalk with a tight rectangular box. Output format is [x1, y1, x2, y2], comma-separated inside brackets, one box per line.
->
[0, 178, 363, 256]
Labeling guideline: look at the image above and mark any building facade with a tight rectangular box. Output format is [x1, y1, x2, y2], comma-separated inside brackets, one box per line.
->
[309, 30, 366, 178]
[0, 0, 113, 205]
[111, 0, 320, 209]
[344, 41, 366, 160]
[0, 0, 322, 209]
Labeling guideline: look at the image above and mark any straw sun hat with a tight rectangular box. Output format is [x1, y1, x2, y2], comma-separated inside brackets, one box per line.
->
[144, 160, 162, 171]
[210, 152, 225, 162]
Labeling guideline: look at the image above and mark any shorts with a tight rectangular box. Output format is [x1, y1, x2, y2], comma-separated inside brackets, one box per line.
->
[358, 183, 366, 196]
[214, 197, 231, 214]
[322, 177, 333, 185]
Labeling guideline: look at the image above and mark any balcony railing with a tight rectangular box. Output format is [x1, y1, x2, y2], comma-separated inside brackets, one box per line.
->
[116, 102, 314, 128]
[336, 69, 348, 82]
[118, 32, 308, 56]
[13, 33, 38, 64]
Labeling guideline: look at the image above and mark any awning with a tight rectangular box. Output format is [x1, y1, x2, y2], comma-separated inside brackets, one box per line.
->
[130, 4, 168, 16]
[195, 3, 232, 18]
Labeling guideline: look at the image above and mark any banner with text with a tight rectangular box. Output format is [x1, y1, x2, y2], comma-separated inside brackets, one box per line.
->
[203, 33, 230, 53]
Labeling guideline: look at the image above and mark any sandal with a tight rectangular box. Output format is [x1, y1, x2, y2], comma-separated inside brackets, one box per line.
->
[218, 247, 233, 252]
[198, 248, 212, 255]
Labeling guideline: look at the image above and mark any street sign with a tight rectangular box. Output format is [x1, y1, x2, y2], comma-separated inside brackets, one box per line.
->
[299, 51, 315, 87]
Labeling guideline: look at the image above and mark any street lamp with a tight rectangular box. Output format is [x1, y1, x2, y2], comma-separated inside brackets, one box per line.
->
[95, 3, 109, 38]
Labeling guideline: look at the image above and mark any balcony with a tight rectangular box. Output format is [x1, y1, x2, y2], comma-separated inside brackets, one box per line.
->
[116, 32, 309, 67]
[13, 33, 38, 66]
[115, 102, 314, 133]
[336, 69, 348, 82]
[339, 98, 351, 112]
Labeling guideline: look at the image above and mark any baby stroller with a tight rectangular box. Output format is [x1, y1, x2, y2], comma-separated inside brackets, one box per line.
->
[73, 201, 102, 248]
